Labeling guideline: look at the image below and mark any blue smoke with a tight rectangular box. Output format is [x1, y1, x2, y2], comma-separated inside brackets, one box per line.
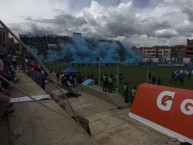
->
[28, 34, 141, 64]
[72, 34, 93, 63]
[46, 50, 59, 63]
[122, 43, 142, 64]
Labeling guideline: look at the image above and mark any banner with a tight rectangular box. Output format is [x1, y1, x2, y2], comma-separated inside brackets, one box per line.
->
[129, 83, 193, 144]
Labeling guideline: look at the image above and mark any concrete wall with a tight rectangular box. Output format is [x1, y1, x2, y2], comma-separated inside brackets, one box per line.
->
[79, 85, 117, 106]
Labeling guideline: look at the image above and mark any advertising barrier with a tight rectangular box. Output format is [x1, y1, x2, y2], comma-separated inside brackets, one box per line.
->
[129, 84, 193, 144]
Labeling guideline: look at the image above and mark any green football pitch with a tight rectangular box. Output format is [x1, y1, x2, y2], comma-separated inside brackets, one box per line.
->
[47, 64, 193, 94]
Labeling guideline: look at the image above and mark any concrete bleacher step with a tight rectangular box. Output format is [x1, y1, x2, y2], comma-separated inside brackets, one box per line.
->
[46, 82, 57, 91]
[46, 79, 79, 95]
[45, 85, 55, 92]
[79, 85, 130, 108]
[46, 82, 78, 101]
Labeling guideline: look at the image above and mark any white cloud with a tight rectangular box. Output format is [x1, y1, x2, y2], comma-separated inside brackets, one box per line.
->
[1, 0, 193, 47]
[154, 29, 178, 37]
[0, 0, 68, 23]
[82, 0, 105, 19]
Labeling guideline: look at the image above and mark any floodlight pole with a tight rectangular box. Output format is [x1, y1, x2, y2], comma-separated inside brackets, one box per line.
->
[53, 61, 55, 72]
[49, 61, 51, 71]
[62, 61, 64, 70]
[146, 65, 149, 83]
[57, 60, 59, 72]
[84, 63, 86, 75]
[117, 63, 119, 93]
[98, 62, 101, 87]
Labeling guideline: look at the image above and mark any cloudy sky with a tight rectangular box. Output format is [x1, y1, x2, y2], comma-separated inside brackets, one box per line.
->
[1, 0, 193, 47]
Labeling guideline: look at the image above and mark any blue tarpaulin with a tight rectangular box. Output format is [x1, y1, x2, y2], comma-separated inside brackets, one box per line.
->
[82, 79, 95, 86]
[62, 67, 80, 74]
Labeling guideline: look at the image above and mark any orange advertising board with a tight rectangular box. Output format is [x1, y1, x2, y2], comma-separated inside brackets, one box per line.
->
[129, 83, 193, 144]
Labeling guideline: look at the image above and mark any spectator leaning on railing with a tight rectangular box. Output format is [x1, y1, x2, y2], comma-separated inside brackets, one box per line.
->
[0, 54, 15, 120]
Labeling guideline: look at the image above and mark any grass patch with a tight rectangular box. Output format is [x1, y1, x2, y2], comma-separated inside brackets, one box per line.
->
[48, 64, 193, 94]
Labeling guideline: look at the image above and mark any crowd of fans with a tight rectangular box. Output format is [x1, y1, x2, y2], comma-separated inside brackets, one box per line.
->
[171, 69, 192, 85]
[0, 48, 20, 120]
[27, 61, 45, 90]
[19, 33, 126, 63]
[20, 34, 73, 55]
[56, 71, 98, 89]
